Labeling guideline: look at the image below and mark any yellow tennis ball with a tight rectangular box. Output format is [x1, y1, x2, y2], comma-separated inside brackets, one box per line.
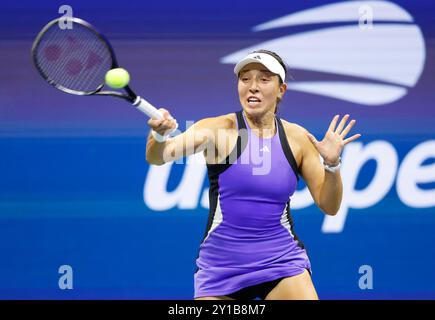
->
[105, 68, 130, 89]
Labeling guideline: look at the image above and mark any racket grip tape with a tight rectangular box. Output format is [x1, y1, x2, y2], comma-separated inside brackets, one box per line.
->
[134, 97, 164, 119]
[133, 96, 179, 132]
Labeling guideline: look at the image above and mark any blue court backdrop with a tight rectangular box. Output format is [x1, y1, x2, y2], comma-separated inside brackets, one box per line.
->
[0, 0, 434, 299]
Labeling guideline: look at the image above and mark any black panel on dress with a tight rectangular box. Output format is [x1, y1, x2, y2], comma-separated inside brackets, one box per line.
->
[276, 117, 300, 181]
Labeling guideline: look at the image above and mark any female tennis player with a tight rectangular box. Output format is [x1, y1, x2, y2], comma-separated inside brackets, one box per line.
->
[146, 50, 361, 300]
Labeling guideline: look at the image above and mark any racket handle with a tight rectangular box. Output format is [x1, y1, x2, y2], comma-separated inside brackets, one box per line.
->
[134, 97, 164, 119]
[133, 96, 179, 132]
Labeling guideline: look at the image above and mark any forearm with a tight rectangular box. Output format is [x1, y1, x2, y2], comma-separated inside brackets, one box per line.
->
[145, 131, 168, 165]
[319, 170, 343, 215]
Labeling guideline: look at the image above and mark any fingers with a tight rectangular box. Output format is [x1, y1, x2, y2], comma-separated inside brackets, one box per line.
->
[340, 119, 356, 137]
[158, 108, 176, 121]
[335, 114, 349, 133]
[343, 133, 362, 144]
[148, 107, 178, 135]
[328, 115, 340, 132]
[331, 114, 357, 137]
[148, 119, 177, 135]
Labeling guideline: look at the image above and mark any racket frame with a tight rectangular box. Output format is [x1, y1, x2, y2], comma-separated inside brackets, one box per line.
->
[32, 17, 137, 103]
[32, 17, 167, 121]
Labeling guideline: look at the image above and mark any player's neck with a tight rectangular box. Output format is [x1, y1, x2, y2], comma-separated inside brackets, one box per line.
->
[243, 110, 276, 137]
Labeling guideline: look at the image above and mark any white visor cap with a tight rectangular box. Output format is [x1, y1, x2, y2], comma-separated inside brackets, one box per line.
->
[234, 52, 286, 83]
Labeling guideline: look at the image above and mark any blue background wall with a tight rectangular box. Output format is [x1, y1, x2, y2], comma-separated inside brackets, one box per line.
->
[0, 0, 434, 299]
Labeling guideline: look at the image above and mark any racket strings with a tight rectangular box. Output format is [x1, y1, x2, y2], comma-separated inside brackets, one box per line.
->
[34, 21, 112, 94]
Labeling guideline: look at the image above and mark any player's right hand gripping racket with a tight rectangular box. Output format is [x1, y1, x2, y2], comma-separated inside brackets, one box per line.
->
[31, 17, 173, 124]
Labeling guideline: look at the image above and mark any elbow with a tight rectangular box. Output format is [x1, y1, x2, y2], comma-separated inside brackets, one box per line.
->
[324, 208, 339, 216]
[318, 201, 340, 216]
[147, 158, 165, 166]
[318, 194, 342, 216]
[147, 159, 165, 166]
[321, 205, 340, 216]
[146, 154, 165, 166]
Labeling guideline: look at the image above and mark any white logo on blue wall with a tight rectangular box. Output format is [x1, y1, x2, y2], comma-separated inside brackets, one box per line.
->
[58, 265, 73, 290]
[220, 0, 426, 106]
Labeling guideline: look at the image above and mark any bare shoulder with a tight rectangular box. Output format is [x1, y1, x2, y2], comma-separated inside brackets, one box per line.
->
[195, 113, 235, 129]
[210, 113, 236, 130]
[280, 119, 310, 143]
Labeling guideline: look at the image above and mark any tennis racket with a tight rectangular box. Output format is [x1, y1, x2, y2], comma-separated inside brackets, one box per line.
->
[31, 16, 171, 123]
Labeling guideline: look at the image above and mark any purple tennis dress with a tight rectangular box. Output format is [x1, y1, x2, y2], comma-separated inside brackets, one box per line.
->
[194, 110, 312, 298]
